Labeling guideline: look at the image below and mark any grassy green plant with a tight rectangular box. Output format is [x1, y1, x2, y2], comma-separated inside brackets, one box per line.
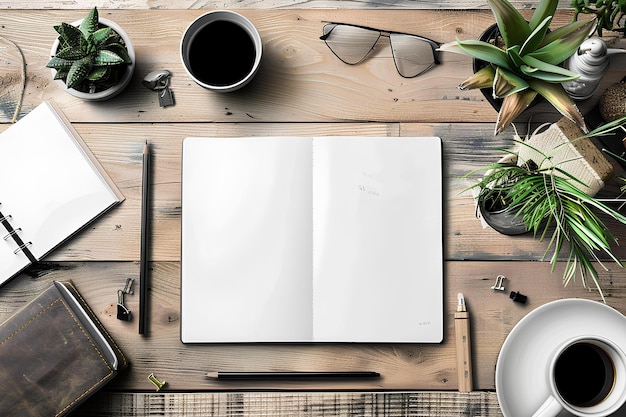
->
[467, 137, 626, 302]
[46, 7, 132, 93]
[572, 0, 626, 36]
[439, 0, 596, 135]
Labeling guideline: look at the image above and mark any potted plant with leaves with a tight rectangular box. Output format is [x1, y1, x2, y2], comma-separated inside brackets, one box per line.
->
[466, 118, 626, 301]
[439, 0, 596, 135]
[47, 7, 135, 101]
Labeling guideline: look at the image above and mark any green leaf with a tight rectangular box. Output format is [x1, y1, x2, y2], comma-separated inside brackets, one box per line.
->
[46, 56, 74, 70]
[53, 45, 87, 60]
[533, 19, 597, 65]
[87, 66, 109, 81]
[529, 0, 558, 30]
[106, 43, 132, 64]
[94, 50, 125, 66]
[455, 39, 513, 71]
[494, 89, 538, 134]
[488, 0, 531, 47]
[493, 66, 529, 97]
[55, 22, 83, 49]
[521, 16, 553, 55]
[79, 7, 99, 37]
[527, 79, 587, 132]
[92, 27, 111, 46]
[66, 56, 94, 89]
[521, 54, 580, 81]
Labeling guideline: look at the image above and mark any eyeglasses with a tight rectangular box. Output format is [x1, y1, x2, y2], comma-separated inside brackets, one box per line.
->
[320, 22, 441, 78]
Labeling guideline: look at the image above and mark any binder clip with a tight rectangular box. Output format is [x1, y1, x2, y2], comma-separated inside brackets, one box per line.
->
[510, 291, 528, 304]
[117, 278, 134, 321]
[491, 275, 506, 291]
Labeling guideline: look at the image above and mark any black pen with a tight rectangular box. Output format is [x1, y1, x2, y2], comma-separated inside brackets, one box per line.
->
[139, 141, 151, 335]
[205, 371, 380, 380]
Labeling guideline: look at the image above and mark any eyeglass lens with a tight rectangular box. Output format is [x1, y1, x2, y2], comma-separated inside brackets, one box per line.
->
[322, 24, 438, 78]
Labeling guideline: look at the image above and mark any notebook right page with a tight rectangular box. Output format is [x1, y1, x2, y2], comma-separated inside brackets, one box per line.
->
[312, 137, 443, 343]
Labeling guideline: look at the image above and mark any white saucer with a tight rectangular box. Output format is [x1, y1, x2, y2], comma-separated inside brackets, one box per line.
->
[496, 299, 626, 417]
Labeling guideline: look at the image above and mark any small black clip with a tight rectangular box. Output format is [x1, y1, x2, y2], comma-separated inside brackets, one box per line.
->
[510, 291, 527, 304]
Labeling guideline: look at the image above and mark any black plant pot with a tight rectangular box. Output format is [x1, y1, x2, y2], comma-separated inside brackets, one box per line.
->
[472, 23, 543, 113]
[478, 195, 529, 236]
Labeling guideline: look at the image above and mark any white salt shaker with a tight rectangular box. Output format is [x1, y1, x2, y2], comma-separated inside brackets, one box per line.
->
[563, 38, 626, 101]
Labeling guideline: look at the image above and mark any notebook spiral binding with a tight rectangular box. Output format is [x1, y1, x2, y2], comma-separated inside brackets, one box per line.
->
[0, 203, 36, 262]
[3, 227, 22, 241]
[13, 241, 32, 255]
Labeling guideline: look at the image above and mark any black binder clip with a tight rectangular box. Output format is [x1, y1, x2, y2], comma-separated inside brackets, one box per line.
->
[510, 291, 527, 304]
[117, 278, 134, 321]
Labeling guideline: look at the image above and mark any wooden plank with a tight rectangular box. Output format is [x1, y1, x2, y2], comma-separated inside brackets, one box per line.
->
[0, 121, 622, 264]
[0, 1, 573, 10]
[1, 9, 618, 125]
[74, 391, 504, 417]
[1, 260, 620, 392]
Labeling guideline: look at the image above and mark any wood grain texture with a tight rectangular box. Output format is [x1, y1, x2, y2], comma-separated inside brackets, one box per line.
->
[74, 391, 504, 417]
[0, 260, 619, 392]
[1, 9, 623, 125]
[1, 5, 626, 416]
[0, 0, 574, 10]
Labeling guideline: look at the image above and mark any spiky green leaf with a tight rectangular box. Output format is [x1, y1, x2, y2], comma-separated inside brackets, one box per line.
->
[527, 79, 587, 132]
[66, 56, 94, 89]
[520, 16, 552, 55]
[495, 89, 538, 134]
[53, 45, 87, 60]
[529, 0, 558, 30]
[46, 56, 74, 70]
[55, 22, 83, 49]
[459, 64, 496, 90]
[455, 39, 513, 71]
[94, 50, 125, 66]
[493, 66, 529, 97]
[92, 27, 111, 46]
[79, 7, 99, 37]
[487, 0, 531, 47]
[521, 54, 580, 81]
[87, 66, 109, 81]
[535, 19, 597, 64]
[106, 43, 132, 63]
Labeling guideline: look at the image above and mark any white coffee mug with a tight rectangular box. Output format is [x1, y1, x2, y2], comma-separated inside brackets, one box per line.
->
[532, 336, 626, 417]
[180, 10, 262, 92]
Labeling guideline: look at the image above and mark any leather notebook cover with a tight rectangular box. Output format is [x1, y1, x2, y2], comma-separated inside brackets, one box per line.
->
[0, 281, 126, 417]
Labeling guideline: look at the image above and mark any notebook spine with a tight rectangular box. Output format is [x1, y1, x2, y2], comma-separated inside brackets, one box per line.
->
[0, 204, 37, 263]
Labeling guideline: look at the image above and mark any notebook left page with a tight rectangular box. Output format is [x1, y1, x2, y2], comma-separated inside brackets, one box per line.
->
[0, 101, 123, 284]
[181, 137, 314, 343]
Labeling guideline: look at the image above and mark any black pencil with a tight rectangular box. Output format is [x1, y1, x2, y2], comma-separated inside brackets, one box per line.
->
[139, 141, 151, 335]
[205, 371, 380, 380]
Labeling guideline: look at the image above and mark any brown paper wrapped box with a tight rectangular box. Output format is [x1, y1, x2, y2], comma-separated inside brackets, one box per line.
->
[0, 281, 126, 417]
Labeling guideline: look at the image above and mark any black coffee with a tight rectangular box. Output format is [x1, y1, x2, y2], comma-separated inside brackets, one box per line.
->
[188, 20, 256, 87]
[554, 342, 615, 407]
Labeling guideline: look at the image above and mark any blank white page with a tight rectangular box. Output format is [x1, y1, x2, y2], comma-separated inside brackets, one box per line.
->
[181, 136, 443, 343]
[181, 137, 314, 343]
[312, 137, 443, 343]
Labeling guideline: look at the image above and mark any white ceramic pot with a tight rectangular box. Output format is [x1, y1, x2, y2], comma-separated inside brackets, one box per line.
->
[49, 17, 135, 101]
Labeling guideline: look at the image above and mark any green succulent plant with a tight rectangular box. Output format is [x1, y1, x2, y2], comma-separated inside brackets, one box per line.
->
[46, 7, 132, 93]
[572, 0, 626, 36]
[439, 0, 597, 135]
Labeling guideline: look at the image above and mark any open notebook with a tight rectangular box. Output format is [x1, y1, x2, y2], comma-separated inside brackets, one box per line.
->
[181, 136, 443, 343]
[0, 101, 124, 284]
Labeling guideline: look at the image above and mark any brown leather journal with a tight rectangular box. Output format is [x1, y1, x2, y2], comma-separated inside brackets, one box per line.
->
[0, 281, 126, 417]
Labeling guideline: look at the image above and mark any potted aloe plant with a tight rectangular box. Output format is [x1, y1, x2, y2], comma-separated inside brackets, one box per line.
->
[47, 7, 135, 101]
[439, 0, 596, 135]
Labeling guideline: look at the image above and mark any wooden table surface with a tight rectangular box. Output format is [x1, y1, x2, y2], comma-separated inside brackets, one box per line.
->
[1, 1, 626, 416]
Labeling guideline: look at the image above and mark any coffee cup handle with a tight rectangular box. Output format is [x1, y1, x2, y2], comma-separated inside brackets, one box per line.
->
[532, 396, 563, 417]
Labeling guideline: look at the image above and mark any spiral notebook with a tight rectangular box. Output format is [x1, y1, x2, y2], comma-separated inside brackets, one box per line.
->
[181, 136, 443, 343]
[0, 101, 124, 284]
